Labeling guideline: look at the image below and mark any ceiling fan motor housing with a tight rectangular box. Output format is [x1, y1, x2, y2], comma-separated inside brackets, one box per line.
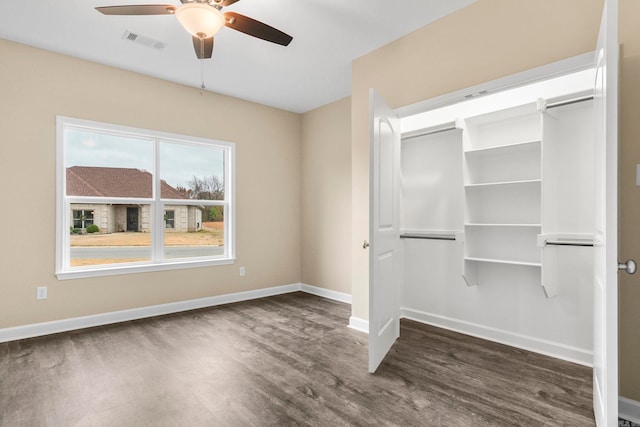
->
[175, 2, 225, 38]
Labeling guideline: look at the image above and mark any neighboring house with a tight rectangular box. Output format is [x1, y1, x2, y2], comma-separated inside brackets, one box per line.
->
[66, 166, 202, 233]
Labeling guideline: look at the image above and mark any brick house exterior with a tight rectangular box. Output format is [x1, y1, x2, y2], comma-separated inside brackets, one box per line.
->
[66, 166, 202, 233]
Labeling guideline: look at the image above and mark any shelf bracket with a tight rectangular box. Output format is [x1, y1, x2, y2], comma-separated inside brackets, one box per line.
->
[462, 260, 479, 287]
[541, 246, 559, 298]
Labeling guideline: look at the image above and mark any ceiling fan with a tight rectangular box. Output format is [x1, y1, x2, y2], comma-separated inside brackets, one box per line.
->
[96, 0, 293, 60]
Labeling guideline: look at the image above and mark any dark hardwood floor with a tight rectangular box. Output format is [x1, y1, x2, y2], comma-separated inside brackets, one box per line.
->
[0, 292, 594, 426]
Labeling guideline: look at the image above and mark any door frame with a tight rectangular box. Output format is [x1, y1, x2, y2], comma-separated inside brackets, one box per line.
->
[592, 0, 619, 424]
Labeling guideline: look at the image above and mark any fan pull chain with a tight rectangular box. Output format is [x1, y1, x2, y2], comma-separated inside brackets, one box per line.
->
[200, 37, 205, 95]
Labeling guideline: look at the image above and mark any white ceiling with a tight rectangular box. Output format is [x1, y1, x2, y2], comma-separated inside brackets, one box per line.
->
[0, 0, 475, 113]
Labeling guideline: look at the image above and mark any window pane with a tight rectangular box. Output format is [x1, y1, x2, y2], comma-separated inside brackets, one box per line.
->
[65, 128, 154, 198]
[159, 141, 225, 200]
[69, 203, 152, 267]
[163, 205, 224, 259]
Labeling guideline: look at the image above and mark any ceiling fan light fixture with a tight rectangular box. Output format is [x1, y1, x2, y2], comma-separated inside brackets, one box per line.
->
[175, 3, 224, 38]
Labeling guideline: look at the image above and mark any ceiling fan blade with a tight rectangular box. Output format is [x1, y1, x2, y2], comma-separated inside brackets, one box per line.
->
[192, 36, 214, 59]
[223, 12, 292, 46]
[96, 5, 176, 15]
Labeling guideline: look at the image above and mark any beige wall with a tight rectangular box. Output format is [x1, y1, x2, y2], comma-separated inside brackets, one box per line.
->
[0, 39, 302, 328]
[301, 97, 351, 294]
[619, 0, 640, 403]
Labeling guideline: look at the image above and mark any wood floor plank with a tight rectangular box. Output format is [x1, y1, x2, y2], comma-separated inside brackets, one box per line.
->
[0, 292, 594, 426]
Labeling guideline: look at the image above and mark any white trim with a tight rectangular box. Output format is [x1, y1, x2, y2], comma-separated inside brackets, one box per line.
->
[619, 397, 640, 424]
[401, 308, 592, 366]
[348, 316, 369, 334]
[346, 310, 591, 365]
[56, 257, 236, 280]
[299, 283, 352, 304]
[0, 283, 353, 343]
[1, 283, 597, 367]
[396, 52, 595, 118]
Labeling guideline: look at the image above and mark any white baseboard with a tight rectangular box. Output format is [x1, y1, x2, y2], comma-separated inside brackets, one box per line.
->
[299, 283, 352, 304]
[620, 396, 640, 424]
[0, 283, 352, 343]
[401, 307, 592, 366]
[348, 316, 369, 334]
[0, 284, 597, 369]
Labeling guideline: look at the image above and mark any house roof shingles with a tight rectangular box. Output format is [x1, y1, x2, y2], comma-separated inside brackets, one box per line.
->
[66, 166, 185, 199]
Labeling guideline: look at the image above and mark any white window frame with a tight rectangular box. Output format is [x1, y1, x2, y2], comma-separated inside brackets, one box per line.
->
[56, 116, 236, 280]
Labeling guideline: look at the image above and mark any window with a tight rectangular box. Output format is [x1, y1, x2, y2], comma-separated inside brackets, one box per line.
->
[164, 210, 175, 229]
[72, 209, 94, 230]
[56, 116, 235, 279]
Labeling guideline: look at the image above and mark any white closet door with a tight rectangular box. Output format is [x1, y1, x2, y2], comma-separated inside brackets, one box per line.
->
[592, 0, 619, 425]
[368, 89, 401, 373]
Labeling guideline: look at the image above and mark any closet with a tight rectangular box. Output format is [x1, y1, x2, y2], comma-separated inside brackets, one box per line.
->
[369, 8, 621, 422]
[398, 74, 595, 365]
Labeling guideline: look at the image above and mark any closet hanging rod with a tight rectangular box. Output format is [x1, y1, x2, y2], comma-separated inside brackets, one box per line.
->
[402, 122, 458, 141]
[545, 240, 594, 247]
[546, 95, 594, 110]
[400, 233, 456, 241]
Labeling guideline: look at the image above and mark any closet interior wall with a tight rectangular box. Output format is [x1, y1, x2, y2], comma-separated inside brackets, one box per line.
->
[400, 98, 595, 365]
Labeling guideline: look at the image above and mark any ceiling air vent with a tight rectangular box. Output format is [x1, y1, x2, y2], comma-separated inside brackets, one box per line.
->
[122, 30, 166, 50]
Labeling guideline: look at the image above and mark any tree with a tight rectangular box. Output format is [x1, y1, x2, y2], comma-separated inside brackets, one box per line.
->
[186, 175, 224, 200]
[176, 185, 192, 199]
[186, 176, 225, 222]
[208, 206, 224, 221]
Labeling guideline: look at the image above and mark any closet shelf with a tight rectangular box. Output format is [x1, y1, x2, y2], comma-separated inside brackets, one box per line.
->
[465, 257, 542, 267]
[464, 140, 541, 156]
[464, 179, 541, 189]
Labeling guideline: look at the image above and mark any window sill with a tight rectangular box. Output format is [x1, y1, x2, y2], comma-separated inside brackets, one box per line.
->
[56, 258, 236, 280]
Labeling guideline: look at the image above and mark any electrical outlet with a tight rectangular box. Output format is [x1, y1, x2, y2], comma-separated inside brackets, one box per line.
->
[239, 267, 246, 276]
[36, 286, 48, 300]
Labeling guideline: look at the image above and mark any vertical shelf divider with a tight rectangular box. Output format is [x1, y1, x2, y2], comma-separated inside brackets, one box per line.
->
[461, 102, 544, 291]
